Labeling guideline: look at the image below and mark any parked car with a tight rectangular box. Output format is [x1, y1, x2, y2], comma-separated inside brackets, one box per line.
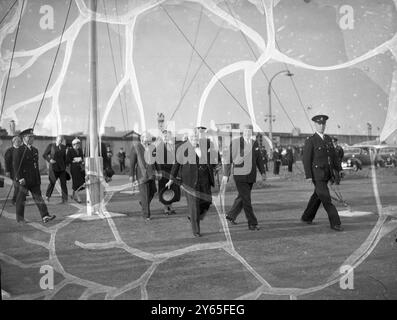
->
[341, 145, 386, 171]
[378, 147, 397, 168]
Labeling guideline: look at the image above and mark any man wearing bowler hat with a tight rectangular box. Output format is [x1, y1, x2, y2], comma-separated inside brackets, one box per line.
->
[13, 128, 56, 224]
[301, 115, 344, 231]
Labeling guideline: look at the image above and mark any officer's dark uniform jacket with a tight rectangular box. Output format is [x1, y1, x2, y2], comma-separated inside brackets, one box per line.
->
[13, 144, 41, 187]
[303, 133, 341, 181]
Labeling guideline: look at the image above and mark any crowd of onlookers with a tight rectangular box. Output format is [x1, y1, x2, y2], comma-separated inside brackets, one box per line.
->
[258, 144, 302, 175]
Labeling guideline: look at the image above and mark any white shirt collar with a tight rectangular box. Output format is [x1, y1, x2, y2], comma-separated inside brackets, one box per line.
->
[316, 132, 324, 140]
[194, 146, 202, 158]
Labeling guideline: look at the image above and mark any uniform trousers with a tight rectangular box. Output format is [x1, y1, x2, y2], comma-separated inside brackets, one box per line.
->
[302, 180, 341, 227]
[16, 184, 49, 222]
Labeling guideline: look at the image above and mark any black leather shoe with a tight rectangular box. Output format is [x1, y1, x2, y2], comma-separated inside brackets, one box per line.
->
[331, 225, 344, 231]
[301, 218, 313, 225]
[248, 225, 260, 231]
[42, 214, 56, 224]
[226, 215, 237, 225]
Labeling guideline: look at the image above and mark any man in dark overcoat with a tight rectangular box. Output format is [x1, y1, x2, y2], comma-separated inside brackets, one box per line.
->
[166, 128, 219, 237]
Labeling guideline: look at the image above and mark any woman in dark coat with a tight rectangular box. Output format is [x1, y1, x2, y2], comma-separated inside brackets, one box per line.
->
[67, 138, 85, 203]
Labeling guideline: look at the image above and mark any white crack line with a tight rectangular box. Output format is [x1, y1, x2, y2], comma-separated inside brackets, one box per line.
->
[1, 0, 397, 300]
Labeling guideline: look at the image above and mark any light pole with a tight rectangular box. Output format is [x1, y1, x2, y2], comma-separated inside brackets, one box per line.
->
[267, 70, 294, 143]
[367, 122, 372, 140]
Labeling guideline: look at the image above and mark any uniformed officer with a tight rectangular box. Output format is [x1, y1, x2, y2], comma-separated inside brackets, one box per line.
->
[332, 137, 344, 167]
[13, 128, 56, 224]
[301, 115, 344, 231]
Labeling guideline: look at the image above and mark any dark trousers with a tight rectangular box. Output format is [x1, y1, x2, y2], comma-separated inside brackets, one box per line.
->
[119, 161, 125, 172]
[138, 179, 156, 218]
[302, 180, 341, 227]
[287, 161, 293, 172]
[273, 160, 281, 175]
[186, 173, 212, 235]
[46, 170, 68, 201]
[16, 184, 49, 222]
[227, 181, 258, 227]
[12, 181, 19, 203]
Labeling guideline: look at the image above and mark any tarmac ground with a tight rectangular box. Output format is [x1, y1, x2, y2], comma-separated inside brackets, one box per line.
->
[1, 163, 396, 300]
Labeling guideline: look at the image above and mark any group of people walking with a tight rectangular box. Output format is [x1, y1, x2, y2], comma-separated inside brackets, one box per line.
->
[2, 114, 345, 237]
[2, 131, 88, 224]
[129, 114, 345, 237]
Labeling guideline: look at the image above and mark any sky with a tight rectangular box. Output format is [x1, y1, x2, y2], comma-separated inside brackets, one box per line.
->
[0, 0, 396, 137]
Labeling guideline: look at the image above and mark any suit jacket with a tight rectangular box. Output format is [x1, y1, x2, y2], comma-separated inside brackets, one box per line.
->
[13, 144, 41, 187]
[129, 142, 156, 183]
[42, 143, 67, 172]
[170, 140, 218, 189]
[273, 148, 282, 162]
[153, 140, 176, 174]
[223, 137, 265, 183]
[117, 151, 126, 161]
[303, 133, 342, 181]
[4, 147, 17, 178]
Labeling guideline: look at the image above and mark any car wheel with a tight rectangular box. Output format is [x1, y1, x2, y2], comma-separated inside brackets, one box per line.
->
[352, 163, 359, 172]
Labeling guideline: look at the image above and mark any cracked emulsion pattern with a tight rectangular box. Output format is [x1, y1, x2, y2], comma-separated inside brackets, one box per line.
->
[1, 0, 397, 300]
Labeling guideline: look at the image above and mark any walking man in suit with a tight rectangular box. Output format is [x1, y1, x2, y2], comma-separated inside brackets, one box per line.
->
[13, 129, 56, 224]
[155, 130, 178, 215]
[166, 128, 218, 237]
[223, 124, 266, 230]
[42, 135, 68, 203]
[4, 135, 22, 205]
[301, 115, 344, 231]
[129, 132, 157, 221]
